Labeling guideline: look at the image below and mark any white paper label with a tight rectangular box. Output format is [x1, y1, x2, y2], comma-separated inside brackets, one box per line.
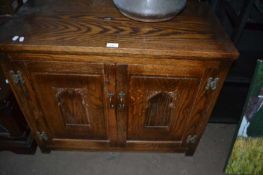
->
[106, 43, 119, 48]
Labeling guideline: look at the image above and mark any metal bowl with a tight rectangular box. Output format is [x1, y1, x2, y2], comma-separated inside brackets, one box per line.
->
[113, 0, 187, 22]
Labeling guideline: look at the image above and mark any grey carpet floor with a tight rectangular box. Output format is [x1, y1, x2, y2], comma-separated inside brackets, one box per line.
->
[0, 124, 237, 175]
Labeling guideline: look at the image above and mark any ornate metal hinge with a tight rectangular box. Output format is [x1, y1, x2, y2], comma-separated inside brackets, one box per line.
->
[9, 70, 28, 97]
[36, 131, 49, 142]
[206, 77, 220, 91]
[186, 135, 198, 144]
[10, 70, 24, 85]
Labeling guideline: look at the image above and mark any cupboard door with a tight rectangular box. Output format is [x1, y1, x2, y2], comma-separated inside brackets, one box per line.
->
[25, 62, 112, 141]
[125, 63, 203, 142]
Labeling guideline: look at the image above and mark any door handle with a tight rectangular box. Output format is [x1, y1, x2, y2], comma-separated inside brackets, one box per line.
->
[108, 92, 115, 109]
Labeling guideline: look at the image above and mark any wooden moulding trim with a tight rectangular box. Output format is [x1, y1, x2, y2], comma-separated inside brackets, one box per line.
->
[49, 138, 186, 152]
[49, 146, 187, 153]
[51, 139, 182, 144]
[5, 53, 222, 68]
[126, 140, 182, 144]
[0, 44, 240, 60]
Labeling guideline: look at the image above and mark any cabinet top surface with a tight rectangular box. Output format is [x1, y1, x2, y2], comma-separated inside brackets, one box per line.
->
[0, 0, 239, 60]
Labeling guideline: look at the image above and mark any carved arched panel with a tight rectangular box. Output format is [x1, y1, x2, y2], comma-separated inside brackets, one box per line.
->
[144, 92, 176, 128]
[127, 75, 200, 141]
[54, 88, 90, 127]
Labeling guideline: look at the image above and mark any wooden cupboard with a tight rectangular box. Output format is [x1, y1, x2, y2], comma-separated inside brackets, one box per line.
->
[1, 56, 232, 155]
[0, 0, 239, 155]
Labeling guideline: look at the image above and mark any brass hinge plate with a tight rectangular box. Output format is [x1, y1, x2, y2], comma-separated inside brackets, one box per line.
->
[9, 70, 28, 97]
[10, 70, 24, 85]
[186, 135, 198, 144]
[206, 77, 219, 91]
[36, 131, 49, 142]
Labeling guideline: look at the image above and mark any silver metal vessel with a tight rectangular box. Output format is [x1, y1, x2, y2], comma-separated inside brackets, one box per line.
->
[113, 0, 187, 22]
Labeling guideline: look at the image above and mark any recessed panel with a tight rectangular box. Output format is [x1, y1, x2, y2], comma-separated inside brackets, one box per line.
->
[144, 92, 176, 128]
[128, 75, 200, 141]
[53, 87, 90, 127]
[32, 72, 107, 140]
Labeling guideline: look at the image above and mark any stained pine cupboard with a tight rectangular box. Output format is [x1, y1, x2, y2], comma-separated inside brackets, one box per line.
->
[0, 0, 239, 155]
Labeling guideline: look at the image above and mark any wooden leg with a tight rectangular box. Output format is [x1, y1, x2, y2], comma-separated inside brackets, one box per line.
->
[232, 0, 257, 43]
[218, 0, 227, 25]
[211, 0, 219, 12]
[185, 147, 196, 156]
[39, 146, 51, 154]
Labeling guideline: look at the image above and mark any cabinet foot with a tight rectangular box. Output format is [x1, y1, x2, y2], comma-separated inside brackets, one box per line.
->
[39, 147, 51, 154]
[185, 148, 195, 156]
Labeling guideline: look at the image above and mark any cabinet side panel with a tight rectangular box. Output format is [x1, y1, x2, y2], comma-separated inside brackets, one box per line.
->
[183, 61, 232, 155]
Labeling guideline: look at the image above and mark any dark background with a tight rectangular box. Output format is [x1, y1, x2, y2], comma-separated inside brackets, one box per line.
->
[207, 0, 263, 123]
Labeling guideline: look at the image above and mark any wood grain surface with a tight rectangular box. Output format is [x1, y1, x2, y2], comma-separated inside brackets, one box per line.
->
[0, 0, 239, 155]
[0, 0, 238, 59]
